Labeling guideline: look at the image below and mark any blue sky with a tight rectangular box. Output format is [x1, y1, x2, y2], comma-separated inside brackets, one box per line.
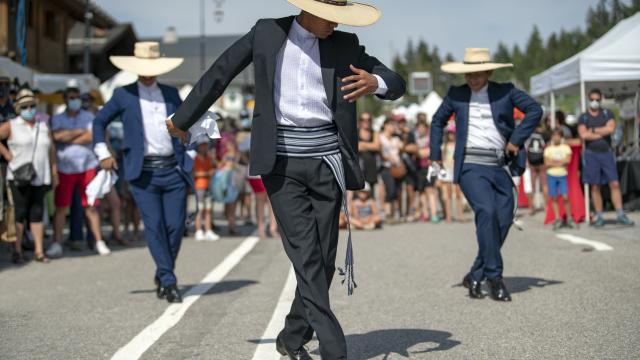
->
[95, 0, 601, 65]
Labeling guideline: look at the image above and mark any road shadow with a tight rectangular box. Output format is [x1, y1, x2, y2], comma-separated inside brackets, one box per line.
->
[129, 279, 258, 296]
[249, 328, 460, 359]
[503, 276, 563, 294]
[453, 276, 563, 294]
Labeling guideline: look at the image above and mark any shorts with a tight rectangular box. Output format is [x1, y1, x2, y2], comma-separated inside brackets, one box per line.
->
[547, 174, 568, 197]
[583, 150, 618, 185]
[248, 178, 267, 193]
[9, 182, 46, 223]
[195, 189, 212, 210]
[415, 168, 435, 192]
[55, 169, 98, 208]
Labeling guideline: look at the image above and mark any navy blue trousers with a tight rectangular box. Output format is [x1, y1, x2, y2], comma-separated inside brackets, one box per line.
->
[458, 163, 514, 281]
[130, 168, 187, 287]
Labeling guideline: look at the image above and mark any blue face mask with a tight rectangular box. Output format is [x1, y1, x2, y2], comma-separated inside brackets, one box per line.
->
[67, 98, 82, 112]
[21, 107, 36, 121]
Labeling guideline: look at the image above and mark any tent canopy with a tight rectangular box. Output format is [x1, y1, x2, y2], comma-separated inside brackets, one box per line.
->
[0, 56, 35, 85]
[531, 12, 640, 98]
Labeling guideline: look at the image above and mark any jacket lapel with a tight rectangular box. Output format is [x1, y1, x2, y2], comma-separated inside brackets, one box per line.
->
[127, 83, 144, 129]
[319, 37, 336, 111]
[266, 16, 295, 95]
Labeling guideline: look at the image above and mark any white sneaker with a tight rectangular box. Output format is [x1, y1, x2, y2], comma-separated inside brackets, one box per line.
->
[205, 230, 220, 241]
[95, 240, 111, 256]
[195, 230, 205, 241]
[45, 242, 63, 258]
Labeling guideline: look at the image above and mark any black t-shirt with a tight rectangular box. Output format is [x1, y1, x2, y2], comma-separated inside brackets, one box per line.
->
[579, 109, 613, 153]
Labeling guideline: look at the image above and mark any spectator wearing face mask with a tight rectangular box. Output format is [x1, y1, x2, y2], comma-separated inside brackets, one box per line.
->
[578, 89, 634, 227]
[0, 89, 56, 264]
[47, 83, 110, 258]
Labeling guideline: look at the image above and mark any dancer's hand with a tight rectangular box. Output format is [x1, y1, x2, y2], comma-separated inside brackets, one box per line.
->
[505, 142, 519, 157]
[100, 157, 118, 171]
[342, 65, 378, 103]
[166, 117, 189, 144]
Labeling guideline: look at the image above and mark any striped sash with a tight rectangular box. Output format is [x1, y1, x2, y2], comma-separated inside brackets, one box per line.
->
[277, 124, 357, 295]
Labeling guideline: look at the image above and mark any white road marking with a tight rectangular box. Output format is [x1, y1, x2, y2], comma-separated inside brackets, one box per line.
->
[556, 234, 613, 251]
[111, 236, 261, 360]
[251, 266, 297, 360]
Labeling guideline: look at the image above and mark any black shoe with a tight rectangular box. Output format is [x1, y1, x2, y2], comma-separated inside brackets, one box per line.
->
[161, 284, 183, 303]
[463, 274, 484, 299]
[487, 278, 512, 302]
[276, 335, 312, 360]
[154, 277, 163, 299]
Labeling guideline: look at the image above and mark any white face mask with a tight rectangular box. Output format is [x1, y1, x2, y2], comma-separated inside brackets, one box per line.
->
[589, 100, 601, 110]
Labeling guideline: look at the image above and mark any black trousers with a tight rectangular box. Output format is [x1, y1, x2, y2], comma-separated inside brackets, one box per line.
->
[263, 156, 346, 360]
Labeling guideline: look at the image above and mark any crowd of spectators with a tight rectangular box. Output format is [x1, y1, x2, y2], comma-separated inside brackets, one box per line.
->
[0, 78, 634, 267]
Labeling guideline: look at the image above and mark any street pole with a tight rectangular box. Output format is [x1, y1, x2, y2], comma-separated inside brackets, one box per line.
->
[200, 0, 205, 72]
[83, 0, 92, 74]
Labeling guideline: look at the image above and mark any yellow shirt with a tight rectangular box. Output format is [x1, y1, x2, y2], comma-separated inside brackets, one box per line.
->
[544, 144, 572, 176]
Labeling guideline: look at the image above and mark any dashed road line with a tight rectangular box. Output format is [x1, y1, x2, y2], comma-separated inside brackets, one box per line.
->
[251, 267, 297, 360]
[556, 233, 613, 251]
[111, 236, 261, 360]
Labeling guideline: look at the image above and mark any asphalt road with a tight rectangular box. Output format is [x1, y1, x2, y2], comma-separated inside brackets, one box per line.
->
[1, 211, 639, 359]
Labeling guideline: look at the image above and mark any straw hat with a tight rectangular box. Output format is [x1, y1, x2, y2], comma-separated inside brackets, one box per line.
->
[14, 88, 37, 112]
[110, 42, 184, 77]
[287, 0, 381, 27]
[441, 48, 513, 74]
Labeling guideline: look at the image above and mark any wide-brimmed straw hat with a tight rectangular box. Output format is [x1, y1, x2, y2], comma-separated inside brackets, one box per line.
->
[287, 0, 381, 27]
[14, 88, 37, 112]
[110, 42, 183, 77]
[441, 48, 513, 74]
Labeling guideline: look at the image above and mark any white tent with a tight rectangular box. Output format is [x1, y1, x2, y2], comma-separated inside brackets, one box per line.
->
[419, 91, 443, 123]
[33, 73, 100, 94]
[531, 12, 640, 100]
[0, 56, 35, 85]
[99, 71, 138, 102]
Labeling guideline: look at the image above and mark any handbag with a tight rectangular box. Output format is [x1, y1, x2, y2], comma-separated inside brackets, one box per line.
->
[390, 162, 407, 179]
[10, 122, 40, 186]
[0, 186, 17, 243]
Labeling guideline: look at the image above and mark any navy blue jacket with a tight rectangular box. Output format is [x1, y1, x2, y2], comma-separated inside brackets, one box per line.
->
[430, 81, 543, 183]
[93, 82, 191, 182]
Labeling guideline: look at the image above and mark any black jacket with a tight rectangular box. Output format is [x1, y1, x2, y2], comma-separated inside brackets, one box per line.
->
[172, 16, 406, 189]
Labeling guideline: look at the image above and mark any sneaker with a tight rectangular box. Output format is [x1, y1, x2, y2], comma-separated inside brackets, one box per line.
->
[95, 240, 111, 256]
[552, 220, 562, 230]
[430, 215, 441, 223]
[566, 219, 576, 229]
[205, 230, 220, 241]
[195, 230, 205, 241]
[593, 217, 605, 228]
[45, 242, 63, 258]
[617, 214, 635, 226]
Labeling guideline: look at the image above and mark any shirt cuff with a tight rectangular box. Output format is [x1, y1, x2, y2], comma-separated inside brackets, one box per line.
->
[94, 142, 112, 161]
[373, 74, 388, 96]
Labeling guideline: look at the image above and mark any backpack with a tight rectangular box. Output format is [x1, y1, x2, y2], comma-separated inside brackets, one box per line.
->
[210, 169, 239, 204]
[526, 132, 546, 165]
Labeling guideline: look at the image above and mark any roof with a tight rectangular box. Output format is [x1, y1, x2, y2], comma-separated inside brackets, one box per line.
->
[531, 12, 640, 97]
[67, 23, 137, 55]
[141, 35, 254, 88]
[56, 0, 118, 29]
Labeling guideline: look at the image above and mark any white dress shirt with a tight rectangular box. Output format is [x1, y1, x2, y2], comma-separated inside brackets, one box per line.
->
[94, 81, 174, 161]
[137, 81, 174, 156]
[466, 84, 506, 150]
[274, 19, 387, 127]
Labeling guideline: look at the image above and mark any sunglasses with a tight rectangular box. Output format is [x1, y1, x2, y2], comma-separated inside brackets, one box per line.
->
[589, 97, 601, 102]
[22, 104, 36, 109]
